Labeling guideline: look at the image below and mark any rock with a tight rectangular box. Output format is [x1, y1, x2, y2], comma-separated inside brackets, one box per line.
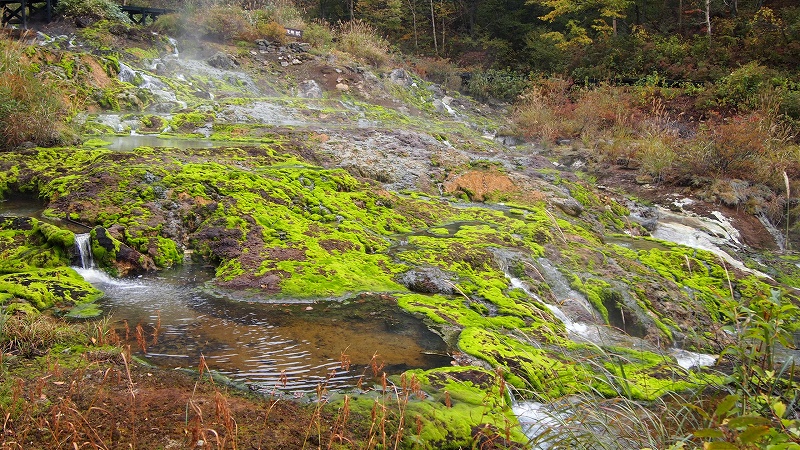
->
[399, 267, 455, 295]
[207, 52, 237, 70]
[494, 135, 523, 146]
[75, 16, 96, 28]
[388, 68, 412, 87]
[91, 227, 156, 277]
[552, 197, 583, 217]
[291, 58, 302, 65]
[288, 42, 312, 53]
[297, 80, 323, 98]
[335, 83, 349, 91]
[427, 84, 445, 97]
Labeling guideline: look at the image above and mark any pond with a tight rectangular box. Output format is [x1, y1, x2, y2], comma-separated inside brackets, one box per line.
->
[77, 264, 451, 396]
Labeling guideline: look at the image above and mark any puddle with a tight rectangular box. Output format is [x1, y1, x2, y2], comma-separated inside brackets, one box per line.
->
[82, 264, 451, 395]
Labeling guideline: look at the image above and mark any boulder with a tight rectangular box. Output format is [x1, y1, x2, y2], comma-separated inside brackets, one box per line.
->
[207, 52, 237, 70]
[91, 227, 156, 277]
[552, 197, 584, 217]
[400, 267, 455, 295]
[388, 68, 413, 87]
[297, 80, 323, 98]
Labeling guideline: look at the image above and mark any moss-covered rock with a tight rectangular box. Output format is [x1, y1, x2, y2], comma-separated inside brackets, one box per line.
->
[0, 268, 102, 311]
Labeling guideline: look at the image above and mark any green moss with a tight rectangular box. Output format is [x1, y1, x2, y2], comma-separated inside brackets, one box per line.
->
[0, 268, 102, 311]
[569, 276, 611, 323]
[65, 302, 103, 319]
[340, 366, 527, 448]
[458, 327, 587, 396]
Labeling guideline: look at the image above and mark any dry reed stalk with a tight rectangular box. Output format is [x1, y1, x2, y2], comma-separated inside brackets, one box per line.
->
[784, 170, 791, 251]
[369, 352, 385, 377]
[327, 394, 352, 448]
[718, 256, 735, 300]
[544, 208, 569, 244]
[214, 390, 237, 449]
[303, 382, 329, 449]
[340, 347, 351, 371]
[151, 310, 161, 346]
[134, 324, 147, 354]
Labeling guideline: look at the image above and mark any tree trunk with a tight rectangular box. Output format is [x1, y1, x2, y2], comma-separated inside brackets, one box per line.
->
[430, 0, 438, 54]
[705, 0, 711, 36]
[406, 0, 418, 49]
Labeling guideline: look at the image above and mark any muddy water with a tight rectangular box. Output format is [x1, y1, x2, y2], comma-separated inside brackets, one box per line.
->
[77, 265, 451, 395]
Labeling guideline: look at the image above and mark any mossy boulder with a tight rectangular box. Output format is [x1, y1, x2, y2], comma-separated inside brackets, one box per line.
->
[0, 268, 103, 312]
[90, 226, 157, 277]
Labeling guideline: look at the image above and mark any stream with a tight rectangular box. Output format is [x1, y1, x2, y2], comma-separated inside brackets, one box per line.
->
[1, 199, 452, 397]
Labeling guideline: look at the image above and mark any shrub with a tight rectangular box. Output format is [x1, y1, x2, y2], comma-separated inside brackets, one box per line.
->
[195, 5, 255, 41]
[55, 0, 130, 23]
[412, 57, 462, 91]
[303, 20, 334, 50]
[514, 77, 581, 142]
[715, 62, 772, 111]
[464, 68, 529, 102]
[152, 13, 183, 36]
[0, 39, 69, 148]
[336, 19, 390, 67]
[257, 21, 288, 45]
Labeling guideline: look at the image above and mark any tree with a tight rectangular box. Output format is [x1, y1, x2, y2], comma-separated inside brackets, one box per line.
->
[530, 0, 633, 45]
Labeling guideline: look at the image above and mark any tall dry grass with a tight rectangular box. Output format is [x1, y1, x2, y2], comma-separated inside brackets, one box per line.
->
[0, 37, 70, 148]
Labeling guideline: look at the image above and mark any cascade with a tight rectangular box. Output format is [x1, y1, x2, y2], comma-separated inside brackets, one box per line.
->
[74, 233, 94, 269]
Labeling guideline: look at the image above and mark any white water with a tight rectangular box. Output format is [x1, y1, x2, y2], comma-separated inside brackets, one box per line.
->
[118, 62, 187, 109]
[651, 205, 771, 279]
[671, 348, 718, 370]
[508, 276, 590, 337]
[512, 401, 564, 449]
[74, 233, 94, 269]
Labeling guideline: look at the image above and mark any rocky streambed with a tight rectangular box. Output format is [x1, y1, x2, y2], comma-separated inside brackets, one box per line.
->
[2, 25, 799, 447]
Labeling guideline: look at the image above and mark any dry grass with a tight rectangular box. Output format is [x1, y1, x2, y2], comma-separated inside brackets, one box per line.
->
[0, 37, 69, 148]
[336, 20, 391, 68]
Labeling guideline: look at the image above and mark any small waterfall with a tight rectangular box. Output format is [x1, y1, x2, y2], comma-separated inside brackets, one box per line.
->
[507, 277, 589, 337]
[74, 233, 95, 269]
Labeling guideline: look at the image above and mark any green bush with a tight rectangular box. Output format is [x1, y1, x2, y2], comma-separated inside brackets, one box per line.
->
[303, 21, 334, 50]
[152, 13, 183, 36]
[715, 62, 772, 111]
[464, 68, 529, 102]
[55, 0, 130, 23]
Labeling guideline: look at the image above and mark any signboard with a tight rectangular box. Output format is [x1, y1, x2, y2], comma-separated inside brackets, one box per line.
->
[286, 28, 303, 38]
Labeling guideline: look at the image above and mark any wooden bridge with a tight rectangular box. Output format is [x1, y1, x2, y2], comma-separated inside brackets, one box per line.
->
[0, 0, 52, 28]
[120, 5, 173, 25]
[1, 0, 173, 28]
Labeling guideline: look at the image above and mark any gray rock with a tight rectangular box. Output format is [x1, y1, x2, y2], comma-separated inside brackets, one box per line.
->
[495, 135, 524, 146]
[207, 52, 237, 70]
[552, 197, 584, 216]
[400, 267, 455, 295]
[388, 68, 412, 86]
[296, 80, 323, 98]
[289, 42, 312, 53]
